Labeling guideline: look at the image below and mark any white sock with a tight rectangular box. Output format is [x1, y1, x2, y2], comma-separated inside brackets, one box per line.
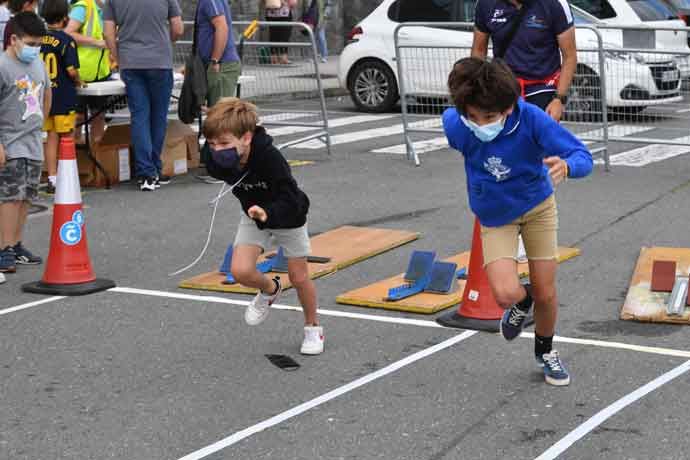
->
[48, 175, 57, 186]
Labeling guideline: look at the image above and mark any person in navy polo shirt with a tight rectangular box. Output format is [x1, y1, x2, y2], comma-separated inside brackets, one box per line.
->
[471, 0, 577, 122]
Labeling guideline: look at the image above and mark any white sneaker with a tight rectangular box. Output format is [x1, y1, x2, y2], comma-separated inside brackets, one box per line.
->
[245, 277, 282, 326]
[300, 325, 324, 355]
[0, 272, 5, 284]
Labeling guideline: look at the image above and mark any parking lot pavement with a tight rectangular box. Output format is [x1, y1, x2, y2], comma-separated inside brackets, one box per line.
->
[2, 97, 690, 460]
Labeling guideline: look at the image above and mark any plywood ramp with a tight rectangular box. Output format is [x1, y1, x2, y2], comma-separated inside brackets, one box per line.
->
[179, 226, 419, 294]
[336, 247, 581, 314]
[621, 247, 690, 325]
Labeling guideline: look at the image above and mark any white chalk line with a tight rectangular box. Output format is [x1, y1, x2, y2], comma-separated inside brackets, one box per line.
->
[535, 359, 690, 460]
[109, 287, 690, 359]
[176, 330, 478, 460]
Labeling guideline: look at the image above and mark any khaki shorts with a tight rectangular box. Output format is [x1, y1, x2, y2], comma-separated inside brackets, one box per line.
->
[234, 214, 310, 258]
[480, 194, 558, 266]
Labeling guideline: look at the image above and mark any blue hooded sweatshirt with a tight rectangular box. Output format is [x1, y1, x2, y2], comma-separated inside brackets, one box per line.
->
[442, 99, 593, 227]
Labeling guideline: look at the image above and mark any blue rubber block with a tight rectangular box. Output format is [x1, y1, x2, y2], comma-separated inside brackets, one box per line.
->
[226, 250, 278, 284]
[404, 250, 436, 282]
[456, 267, 467, 279]
[387, 280, 427, 301]
[425, 261, 458, 294]
[219, 245, 234, 274]
[272, 247, 289, 273]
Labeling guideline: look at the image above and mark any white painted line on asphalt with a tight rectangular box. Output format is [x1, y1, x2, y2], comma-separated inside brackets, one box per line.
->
[294, 119, 443, 149]
[176, 330, 478, 460]
[0, 296, 65, 316]
[268, 114, 397, 137]
[593, 139, 690, 167]
[519, 332, 690, 359]
[260, 112, 313, 123]
[535, 359, 690, 460]
[575, 124, 654, 140]
[373, 137, 449, 155]
[110, 287, 690, 358]
[109, 287, 446, 329]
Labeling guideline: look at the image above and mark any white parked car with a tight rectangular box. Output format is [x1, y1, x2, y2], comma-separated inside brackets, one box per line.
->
[570, 0, 690, 75]
[338, 0, 684, 116]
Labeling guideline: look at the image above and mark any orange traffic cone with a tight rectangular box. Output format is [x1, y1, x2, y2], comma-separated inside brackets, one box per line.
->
[23, 137, 115, 295]
[437, 218, 532, 332]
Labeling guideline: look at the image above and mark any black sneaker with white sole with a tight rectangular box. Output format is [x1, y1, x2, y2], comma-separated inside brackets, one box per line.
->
[13, 242, 42, 265]
[140, 177, 156, 191]
[156, 175, 171, 185]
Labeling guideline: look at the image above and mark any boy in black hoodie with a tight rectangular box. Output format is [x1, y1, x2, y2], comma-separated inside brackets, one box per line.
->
[204, 98, 324, 355]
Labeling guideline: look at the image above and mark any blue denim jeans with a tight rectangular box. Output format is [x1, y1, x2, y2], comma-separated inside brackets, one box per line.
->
[121, 69, 174, 178]
[316, 26, 328, 59]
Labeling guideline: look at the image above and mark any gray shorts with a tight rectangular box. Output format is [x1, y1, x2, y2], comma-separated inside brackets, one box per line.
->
[0, 158, 42, 203]
[234, 214, 310, 258]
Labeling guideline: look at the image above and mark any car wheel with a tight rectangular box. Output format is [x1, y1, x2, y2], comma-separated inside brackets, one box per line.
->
[348, 60, 399, 113]
[564, 66, 602, 122]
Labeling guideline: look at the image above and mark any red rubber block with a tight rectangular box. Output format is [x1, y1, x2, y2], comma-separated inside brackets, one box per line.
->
[650, 260, 676, 292]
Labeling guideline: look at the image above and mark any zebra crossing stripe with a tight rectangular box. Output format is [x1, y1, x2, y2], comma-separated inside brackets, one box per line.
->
[575, 124, 654, 139]
[294, 119, 443, 149]
[373, 137, 449, 155]
[594, 137, 690, 167]
[268, 114, 398, 137]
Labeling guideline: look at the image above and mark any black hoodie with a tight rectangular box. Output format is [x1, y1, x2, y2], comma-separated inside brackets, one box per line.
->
[206, 126, 310, 230]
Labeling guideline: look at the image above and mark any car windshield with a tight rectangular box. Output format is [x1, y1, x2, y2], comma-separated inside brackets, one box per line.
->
[627, 0, 680, 20]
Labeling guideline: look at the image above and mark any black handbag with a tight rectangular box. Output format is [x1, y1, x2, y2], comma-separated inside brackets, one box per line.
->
[178, 4, 208, 124]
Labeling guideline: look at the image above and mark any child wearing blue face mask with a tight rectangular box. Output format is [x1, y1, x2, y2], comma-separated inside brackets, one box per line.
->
[203, 97, 324, 355]
[0, 12, 51, 274]
[442, 57, 592, 386]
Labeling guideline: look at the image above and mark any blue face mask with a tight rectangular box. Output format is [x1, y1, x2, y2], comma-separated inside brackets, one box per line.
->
[460, 115, 505, 143]
[211, 147, 241, 170]
[17, 44, 41, 64]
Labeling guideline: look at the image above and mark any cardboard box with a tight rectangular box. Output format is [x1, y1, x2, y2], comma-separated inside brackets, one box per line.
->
[165, 120, 199, 171]
[69, 142, 132, 188]
[100, 120, 198, 176]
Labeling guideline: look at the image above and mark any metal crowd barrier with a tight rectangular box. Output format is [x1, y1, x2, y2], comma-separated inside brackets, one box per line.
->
[175, 20, 331, 155]
[394, 22, 610, 168]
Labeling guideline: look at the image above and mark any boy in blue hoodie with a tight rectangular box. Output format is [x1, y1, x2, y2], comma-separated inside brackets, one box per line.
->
[443, 58, 593, 386]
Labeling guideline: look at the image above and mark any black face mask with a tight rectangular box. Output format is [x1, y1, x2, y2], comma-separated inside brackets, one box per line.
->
[211, 147, 240, 170]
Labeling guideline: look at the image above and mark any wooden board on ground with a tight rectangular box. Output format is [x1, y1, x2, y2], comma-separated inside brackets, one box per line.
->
[621, 247, 690, 325]
[336, 247, 581, 314]
[179, 226, 420, 294]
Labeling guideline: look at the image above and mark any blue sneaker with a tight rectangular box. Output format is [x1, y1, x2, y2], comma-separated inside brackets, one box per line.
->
[0, 246, 17, 273]
[500, 304, 531, 341]
[541, 350, 570, 386]
[13, 242, 42, 265]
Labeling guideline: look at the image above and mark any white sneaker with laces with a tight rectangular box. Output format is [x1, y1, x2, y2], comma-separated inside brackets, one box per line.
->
[301, 325, 324, 355]
[245, 278, 282, 326]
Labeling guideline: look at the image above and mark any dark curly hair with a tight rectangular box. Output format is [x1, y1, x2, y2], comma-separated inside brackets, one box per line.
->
[448, 57, 520, 114]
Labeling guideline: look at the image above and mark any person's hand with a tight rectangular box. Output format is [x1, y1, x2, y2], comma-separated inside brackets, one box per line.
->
[248, 205, 268, 223]
[210, 63, 221, 73]
[543, 156, 568, 186]
[545, 98, 564, 122]
[96, 39, 107, 49]
[0, 145, 6, 169]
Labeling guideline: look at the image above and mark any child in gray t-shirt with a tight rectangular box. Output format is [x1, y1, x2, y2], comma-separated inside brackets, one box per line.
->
[0, 12, 51, 274]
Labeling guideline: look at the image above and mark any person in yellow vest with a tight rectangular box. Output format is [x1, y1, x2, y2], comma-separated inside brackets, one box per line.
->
[65, 0, 110, 144]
